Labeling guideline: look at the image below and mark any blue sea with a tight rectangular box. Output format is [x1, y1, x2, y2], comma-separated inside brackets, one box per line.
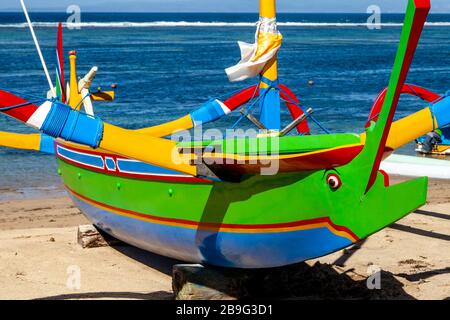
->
[0, 12, 450, 197]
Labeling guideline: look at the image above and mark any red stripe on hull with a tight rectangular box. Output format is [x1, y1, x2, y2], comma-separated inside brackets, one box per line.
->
[66, 186, 360, 241]
[205, 144, 364, 175]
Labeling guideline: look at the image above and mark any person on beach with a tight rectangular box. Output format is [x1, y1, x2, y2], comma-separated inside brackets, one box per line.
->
[421, 129, 443, 154]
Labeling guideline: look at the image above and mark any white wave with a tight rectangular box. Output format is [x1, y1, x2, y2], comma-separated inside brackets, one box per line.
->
[0, 21, 450, 28]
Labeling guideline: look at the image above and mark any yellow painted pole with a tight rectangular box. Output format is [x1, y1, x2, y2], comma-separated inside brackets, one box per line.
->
[135, 115, 194, 137]
[0, 132, 41, 151]
[360, 107, 437, 151]
[259, 0, 278, 87]
[68, 51, 83, 110]
[259, 0, 276, 19]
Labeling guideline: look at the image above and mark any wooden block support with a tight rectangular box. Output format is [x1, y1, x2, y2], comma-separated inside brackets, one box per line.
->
[172, 261, 410, 300]
[77, 224, 123, 249]
[172, 264, 239, 300]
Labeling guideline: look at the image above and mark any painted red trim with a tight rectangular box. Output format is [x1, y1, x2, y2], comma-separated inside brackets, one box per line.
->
[67, 186, 360, 240]
[0, 90, 39, 123]
[379, 170, 390, 187]
[205, 144, 364, 174]
[224, 86, 259, 111]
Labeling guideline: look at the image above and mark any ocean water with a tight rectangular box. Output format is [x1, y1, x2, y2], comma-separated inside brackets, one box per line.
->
[0, 12, 450, 193]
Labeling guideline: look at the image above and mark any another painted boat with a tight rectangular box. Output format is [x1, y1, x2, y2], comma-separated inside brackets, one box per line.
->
[381, 154, 450, 179]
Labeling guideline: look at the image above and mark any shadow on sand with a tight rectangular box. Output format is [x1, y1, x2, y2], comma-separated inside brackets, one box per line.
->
[396, 267, 450, 282]
[414, 209, 450, 221]
[37, 244, 179, 300]
[174, 261, 416, 300]
[40, 207, 450, 301]
[37, 291, 173, 300]
[40, 241, 418, 300]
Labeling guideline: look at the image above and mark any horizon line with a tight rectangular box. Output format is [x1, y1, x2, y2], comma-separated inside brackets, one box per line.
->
[1, 10, 450, 14]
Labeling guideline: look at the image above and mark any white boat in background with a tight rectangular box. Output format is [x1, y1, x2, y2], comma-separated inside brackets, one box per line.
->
[381, 154, 450, 180]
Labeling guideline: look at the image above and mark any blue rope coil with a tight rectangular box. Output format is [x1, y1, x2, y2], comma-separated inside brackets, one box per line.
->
[41, 101, 104, 149]
[41, 101, 71, 137]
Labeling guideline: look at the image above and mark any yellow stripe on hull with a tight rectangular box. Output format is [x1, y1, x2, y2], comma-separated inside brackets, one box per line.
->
[202, 143, 363, 162]
[67, 187, 357, 241]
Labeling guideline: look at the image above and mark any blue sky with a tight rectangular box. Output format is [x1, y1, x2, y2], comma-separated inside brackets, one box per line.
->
[1, 0, 449, 13]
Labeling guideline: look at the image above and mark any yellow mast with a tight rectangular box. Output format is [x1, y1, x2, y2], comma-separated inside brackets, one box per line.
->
[68, 51, 83, 110]
[258, 0, 280, 130]
[259, 0, 278, 86]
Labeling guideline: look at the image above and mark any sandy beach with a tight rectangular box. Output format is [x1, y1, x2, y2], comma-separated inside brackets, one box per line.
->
[0, 177, 448, 300]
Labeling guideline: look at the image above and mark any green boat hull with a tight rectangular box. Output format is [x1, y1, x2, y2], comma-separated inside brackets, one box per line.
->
[55, 141, 427, 268]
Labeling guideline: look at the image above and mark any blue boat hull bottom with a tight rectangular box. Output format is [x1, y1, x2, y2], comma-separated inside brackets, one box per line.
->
[70, 194, 353, 269]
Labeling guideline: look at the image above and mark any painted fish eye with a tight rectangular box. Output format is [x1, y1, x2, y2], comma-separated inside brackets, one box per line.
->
[327, 174, 342, 190]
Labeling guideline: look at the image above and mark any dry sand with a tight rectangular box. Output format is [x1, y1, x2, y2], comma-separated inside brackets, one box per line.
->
[0, 177, 448, 300]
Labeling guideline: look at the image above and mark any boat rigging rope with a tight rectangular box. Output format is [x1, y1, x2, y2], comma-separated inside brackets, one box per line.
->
[278, 85, 331, 134]
[0, 98, 48, 112]
[227, 77, 331, 134]
[231, 83, 261, 129]
[0, 92, 91, 114]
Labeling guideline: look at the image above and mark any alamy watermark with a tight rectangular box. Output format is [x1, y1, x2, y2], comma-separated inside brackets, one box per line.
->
[66, 265, 81, 290]
[171, 125, 281, 176]
[367, 5, 382, 30]
[66, 5, 81, 30]
[366, 265, 382, 290]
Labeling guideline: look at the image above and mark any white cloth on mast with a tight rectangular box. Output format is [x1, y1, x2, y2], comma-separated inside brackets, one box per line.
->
[225, 17, 282, 82]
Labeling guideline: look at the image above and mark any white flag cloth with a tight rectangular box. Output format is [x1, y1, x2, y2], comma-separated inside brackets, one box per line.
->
[225, 18, 282, 82]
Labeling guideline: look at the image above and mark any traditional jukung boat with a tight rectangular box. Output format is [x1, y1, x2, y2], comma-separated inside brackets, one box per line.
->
[1, 0, 449, 268]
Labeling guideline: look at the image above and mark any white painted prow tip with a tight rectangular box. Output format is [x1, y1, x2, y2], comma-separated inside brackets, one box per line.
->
[78, 66, 98, 92]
